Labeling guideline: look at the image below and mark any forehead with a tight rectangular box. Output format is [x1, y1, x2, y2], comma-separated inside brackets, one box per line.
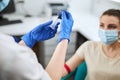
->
[100, 15, 119, 24]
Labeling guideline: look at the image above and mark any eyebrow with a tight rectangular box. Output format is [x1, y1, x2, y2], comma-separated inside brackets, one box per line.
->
[108, 24, 117, 25]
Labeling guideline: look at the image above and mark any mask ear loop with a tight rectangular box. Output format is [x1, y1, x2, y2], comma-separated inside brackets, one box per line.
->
[118, 31, 120, 43]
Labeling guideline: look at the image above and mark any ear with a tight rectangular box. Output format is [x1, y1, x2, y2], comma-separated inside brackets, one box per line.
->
[118, 30, 120, 43]
[118, 31, 120, 38]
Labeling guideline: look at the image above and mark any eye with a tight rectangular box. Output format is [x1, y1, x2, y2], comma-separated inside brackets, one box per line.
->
[100, 24, 104, 28]
[108, 24, 117, 29]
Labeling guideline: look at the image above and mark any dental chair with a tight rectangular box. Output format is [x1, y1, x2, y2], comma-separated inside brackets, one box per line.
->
[61, 61, 87, 80]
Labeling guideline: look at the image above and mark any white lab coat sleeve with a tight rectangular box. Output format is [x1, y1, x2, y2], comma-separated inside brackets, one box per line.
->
[41, 70, 52, 80]
[0, 33, 51, 80]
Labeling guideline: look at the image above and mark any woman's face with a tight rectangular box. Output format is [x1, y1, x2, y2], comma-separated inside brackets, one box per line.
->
[100, 15, 120, 31]
[99, 14, 120, 45]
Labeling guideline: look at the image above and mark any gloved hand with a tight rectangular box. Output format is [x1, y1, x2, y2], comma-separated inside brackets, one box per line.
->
[21, 20, 60, 48]
[58, 11, 74, 43]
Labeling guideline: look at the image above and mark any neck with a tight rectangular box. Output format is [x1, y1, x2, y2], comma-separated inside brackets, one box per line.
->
[102, 41, 120, 58]
[103, 41, 120, 51]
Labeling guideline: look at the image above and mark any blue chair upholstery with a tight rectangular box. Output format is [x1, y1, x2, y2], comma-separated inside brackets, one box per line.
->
[61, 61, 87, 80]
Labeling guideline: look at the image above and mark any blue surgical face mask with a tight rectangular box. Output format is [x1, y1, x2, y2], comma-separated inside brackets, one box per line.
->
[0, 0, 9, 12]
[98, 29, 119, 45]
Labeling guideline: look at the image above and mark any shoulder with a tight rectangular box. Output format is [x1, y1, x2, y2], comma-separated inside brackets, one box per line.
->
[82, 41, 101, 47]
[83, 41, 102, 55]
[0, 33, 14, 42]
[76, 41, 102, 61]
[77, 41, 101, 53]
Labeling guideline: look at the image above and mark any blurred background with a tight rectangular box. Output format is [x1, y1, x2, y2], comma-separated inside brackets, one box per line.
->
[0, 0, 120, 67]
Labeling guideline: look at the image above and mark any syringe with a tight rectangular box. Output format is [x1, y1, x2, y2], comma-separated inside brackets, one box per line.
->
[50, 12, 62, 29]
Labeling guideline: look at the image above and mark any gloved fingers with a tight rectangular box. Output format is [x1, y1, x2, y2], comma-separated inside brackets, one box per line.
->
[41, 20, 53, 27]
[33, 20, 53, 32]
[57, 21, 60, 26]
[65, 11, 73, 21]
[62, 11, 73, 22]
[61, 11, 72, 22]
[63, 11, 69, 19]
[61, 11, 67, 21]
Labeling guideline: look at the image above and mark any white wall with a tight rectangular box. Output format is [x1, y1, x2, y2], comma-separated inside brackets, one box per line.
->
[14, 0, 52, 17]
[14, 0, 120, 17]
[14, 0, 93, 16]
[68, 0, 93, 14]
[91, 0, 120, 16]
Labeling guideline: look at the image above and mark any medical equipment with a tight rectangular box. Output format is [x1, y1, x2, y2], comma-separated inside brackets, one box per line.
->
[98, 29, 119, 45]
[50, 11, 62, 29]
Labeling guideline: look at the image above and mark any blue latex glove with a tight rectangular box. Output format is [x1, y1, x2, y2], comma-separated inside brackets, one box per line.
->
[58, 11, 74, 43]
[22, 20, 60, 48]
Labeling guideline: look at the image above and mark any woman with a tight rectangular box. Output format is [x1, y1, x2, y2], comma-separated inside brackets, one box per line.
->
[62, 9, 120, 80]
